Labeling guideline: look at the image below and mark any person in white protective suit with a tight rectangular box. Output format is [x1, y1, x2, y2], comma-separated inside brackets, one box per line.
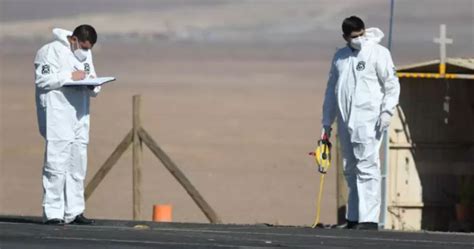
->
[321, 16, 400, 230]
[35, 25, 101, 225]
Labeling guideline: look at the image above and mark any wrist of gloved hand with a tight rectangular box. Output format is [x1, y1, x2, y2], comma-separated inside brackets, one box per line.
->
[321, 125, 332, 140]
[377, 112, 392, 132]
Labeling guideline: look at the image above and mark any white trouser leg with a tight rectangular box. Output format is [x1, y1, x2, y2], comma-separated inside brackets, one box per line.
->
[42, 140, 72, 221]
[338, 122, 359, 222]
[344, 157, 359, 222]
[353, 140, 382, 223]
[64, 141, 88, 223]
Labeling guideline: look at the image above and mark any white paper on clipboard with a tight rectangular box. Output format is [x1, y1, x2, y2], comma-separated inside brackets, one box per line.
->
[63, 77, 116, 86]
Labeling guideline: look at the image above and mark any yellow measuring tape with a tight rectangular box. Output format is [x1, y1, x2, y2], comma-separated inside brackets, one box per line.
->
[312, 174, 326, 228]
[309, 139, 332, 228]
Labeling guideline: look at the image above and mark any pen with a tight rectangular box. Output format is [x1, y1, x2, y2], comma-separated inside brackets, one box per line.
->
[73, 65, 90, 78]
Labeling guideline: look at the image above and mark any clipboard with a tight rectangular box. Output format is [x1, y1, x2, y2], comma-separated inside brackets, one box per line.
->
[64, 77, 116, 86]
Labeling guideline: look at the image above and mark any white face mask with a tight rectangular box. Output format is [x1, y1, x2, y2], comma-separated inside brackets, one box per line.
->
[350, 37, 364, 50]
[71, 39, 88, 62]
[74, 48, 88, 62]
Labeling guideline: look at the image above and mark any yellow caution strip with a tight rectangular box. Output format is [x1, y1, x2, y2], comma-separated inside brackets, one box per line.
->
[439, 63, 446, 75]
[397, 72, 474, 80]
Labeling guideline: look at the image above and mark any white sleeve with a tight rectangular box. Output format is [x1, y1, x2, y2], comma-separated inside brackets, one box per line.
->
[88, 54, 102, 97]
[34, 47, 71, 90]
[376, 47, 400, 115]
[89, 52, 97, 78]
[322, 56, 339, 127]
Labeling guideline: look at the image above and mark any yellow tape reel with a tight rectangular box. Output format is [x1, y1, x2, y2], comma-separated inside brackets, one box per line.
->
[313, 140, 331, 174]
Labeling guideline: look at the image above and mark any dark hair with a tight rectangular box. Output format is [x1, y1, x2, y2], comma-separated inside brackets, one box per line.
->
[72, 24, 97, 45]
[342, 16, 365, 36]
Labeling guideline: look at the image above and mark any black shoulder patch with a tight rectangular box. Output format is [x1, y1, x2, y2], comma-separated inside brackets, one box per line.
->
[356, 61, 366, 71]
[41, 65, 50, 75]
[84, 63, 90, 74]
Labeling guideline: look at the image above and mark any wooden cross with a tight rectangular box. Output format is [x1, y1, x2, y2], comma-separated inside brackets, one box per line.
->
[433, 24, 453, 74]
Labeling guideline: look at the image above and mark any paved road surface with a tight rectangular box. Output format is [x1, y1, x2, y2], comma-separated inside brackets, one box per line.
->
[1, 216, 473, 249]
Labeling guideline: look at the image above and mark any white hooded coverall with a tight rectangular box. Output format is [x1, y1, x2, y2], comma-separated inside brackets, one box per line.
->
[34, 28, 101, 223]
[322, 28, 400, 223]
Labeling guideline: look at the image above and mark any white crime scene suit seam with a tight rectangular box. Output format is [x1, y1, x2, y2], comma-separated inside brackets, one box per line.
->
[34, 28, 101, 223]
[322, 28, 400, 223]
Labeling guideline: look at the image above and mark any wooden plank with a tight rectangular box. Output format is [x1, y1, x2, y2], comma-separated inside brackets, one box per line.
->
[397, 72, 474, 79]
[138, 127, 222, 224]
[132, 95, 142, 220]
[335, 124, 347, 224]
[85, 129, 133, 201]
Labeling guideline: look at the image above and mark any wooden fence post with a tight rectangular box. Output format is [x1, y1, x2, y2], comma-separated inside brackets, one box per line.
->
[133, 95, 143, 220]
[85, 95, 221, 223]
[85, 130, 133, 200]
[335, 123, 348, 224]
[138, 127, 222, 224]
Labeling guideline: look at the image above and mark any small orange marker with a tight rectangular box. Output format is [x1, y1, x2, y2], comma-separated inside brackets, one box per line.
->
[152, 204, 172, 222]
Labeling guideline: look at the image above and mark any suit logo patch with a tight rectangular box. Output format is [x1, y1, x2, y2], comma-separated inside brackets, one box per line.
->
[41, 65, 50, 74]
[356, 61, 365, 71]
[84, 63, 90, 74]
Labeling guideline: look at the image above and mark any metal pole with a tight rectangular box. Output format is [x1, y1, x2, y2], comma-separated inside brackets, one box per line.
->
[380, 0, 395, 229]
[387, 0, 395, 51]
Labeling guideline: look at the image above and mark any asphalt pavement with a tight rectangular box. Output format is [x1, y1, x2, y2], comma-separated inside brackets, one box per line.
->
[1, 216, 473, 249]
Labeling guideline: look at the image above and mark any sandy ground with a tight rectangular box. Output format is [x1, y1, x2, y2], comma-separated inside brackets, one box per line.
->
[0, 40, 338, 225]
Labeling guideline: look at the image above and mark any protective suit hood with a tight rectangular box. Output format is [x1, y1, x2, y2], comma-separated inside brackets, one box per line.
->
[363, 27, 384, 45]
[52, 28, 73, 47]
